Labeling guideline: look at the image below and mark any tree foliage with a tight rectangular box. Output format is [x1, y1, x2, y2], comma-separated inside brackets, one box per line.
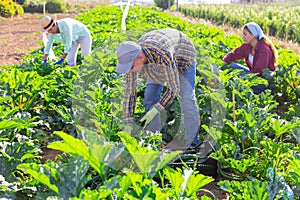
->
[154, 0, 174, 10]
[0, 0, 24, 17]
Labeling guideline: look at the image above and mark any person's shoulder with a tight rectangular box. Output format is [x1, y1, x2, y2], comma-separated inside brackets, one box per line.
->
[60, 18, 75, 22]
[240, 43, 251, 48]
[257, 40, 272, 51]
[238, 43, 251, 51]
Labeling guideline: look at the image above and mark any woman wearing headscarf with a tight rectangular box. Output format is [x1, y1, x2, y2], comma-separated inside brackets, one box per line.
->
[40, 16, 92, 66]
[222, 22, 278, 77]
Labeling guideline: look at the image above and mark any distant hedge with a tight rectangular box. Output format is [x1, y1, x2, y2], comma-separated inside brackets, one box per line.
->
[15, 0, 26, 5]
[0, 0, 24, 17]
[154, 0, 175, 10]
[23, 0, 66, 13]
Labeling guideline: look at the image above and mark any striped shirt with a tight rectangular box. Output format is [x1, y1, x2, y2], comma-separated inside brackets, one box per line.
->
[124, 28, 196, 124]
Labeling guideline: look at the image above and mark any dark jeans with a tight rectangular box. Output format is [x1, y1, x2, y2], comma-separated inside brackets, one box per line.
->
[230, 63, 274, 94]
[252, 84, 275, 94]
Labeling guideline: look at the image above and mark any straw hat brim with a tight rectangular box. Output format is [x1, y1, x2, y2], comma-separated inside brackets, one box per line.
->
[40, 16, 57, 33]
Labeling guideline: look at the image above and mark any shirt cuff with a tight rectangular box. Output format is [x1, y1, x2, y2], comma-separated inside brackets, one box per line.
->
[124, 118, 134, 124]
[155, 103, 164, 111]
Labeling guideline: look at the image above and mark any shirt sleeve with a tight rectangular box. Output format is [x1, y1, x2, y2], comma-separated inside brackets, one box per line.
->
[124, 72, 138, 124]
[44, 34, 54, 55]
[222, 43, 250, 64]
[156, 51, 179, 111]
[60, 21, 73, 54]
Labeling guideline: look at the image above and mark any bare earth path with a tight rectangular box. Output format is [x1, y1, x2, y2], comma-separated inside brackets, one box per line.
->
[1, 11, 299, 67]
[0, 13, 76, 66]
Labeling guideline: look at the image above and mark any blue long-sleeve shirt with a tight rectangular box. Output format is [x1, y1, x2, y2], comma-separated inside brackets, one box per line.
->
[44, 18, 90, 54]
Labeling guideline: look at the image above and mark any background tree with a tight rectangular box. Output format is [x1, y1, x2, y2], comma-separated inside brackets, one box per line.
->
[154, 0, 174, 10]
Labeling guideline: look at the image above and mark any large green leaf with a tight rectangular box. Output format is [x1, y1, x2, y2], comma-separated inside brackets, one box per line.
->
[0, 141, 36, 182]
[17, 163, 59, 194]
[0, 120, 25, 130]
[185, 171, 214, 197]
[119, 132, 181, 176]
[48, 131, 111, 175]
[18, 157, 90, 198]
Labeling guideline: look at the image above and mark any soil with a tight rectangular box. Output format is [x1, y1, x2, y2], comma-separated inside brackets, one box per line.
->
[199, 176, 229, 199]
[1, 11, 299, 66]
[40, 147, 63, 162]
[0, 13, 77, 66]
[4, 9, 298, 200]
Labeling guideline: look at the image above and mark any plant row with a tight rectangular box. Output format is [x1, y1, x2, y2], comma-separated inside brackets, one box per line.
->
[179, 2, 300, 44]
[0, 5, 299, 199]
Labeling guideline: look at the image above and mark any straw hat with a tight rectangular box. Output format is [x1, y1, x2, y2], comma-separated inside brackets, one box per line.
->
[40, 16, 56, 32]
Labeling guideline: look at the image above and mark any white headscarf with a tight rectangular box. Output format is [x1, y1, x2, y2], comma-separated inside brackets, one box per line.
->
[245, 22, 265, 40]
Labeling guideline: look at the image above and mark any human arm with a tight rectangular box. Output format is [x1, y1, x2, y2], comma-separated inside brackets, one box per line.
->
[142, 48, 179, 111]
[42, 54, 49, 65]
[123, 72, 138, 124]
[251, 51, 270, 76]
[43, 54, 49, 60]
[61, 53, 67, 60]
[55, 53, 67, 64]
[43, 35, 54, 55]
[43, 54, 49, 63]
[155, 51, 179, 110]
[222, 43, 251, 64]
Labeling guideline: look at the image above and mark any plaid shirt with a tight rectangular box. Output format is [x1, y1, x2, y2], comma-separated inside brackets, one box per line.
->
[123, 28, 196, 124]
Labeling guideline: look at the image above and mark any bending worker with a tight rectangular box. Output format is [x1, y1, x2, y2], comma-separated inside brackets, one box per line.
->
[40, 15, 92, 66]
[116, 28, 201, 149]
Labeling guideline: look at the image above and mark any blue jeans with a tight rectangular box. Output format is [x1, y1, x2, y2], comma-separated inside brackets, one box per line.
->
[144, 64, 200, 148]
[230, 63, 250, 72]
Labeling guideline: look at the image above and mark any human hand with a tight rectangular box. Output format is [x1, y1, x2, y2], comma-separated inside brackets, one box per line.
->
[55, 58, 64, 65]
[140, 107, 159, 127]
[220, 63, 228, 70]
[124, 125, 133, 135]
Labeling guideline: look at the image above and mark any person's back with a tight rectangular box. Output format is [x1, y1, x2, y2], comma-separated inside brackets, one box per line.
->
[138, 28, 196, 73]
[57, 18, 90, 38]
[251, 39, 275, 74]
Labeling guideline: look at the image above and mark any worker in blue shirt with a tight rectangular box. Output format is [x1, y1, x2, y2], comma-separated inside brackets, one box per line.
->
[40, 16, 92, 66]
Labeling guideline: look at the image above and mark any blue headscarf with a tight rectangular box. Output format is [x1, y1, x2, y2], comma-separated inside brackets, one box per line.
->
[245, 22, 265, 40]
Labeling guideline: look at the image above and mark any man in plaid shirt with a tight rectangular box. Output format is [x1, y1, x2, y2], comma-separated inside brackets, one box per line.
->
[116, 28, 201, 149]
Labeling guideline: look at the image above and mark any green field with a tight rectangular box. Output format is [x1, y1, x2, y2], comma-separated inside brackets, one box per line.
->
[180, 2, 300, 43]
[0, 4, 299, 199]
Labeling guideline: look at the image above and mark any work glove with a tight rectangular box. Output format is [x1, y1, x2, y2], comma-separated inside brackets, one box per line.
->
[140, 107, 159, 127]
[43, 59, 48, 66]
[124, 125, 133, 135]
[55, 58, 64, 65]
